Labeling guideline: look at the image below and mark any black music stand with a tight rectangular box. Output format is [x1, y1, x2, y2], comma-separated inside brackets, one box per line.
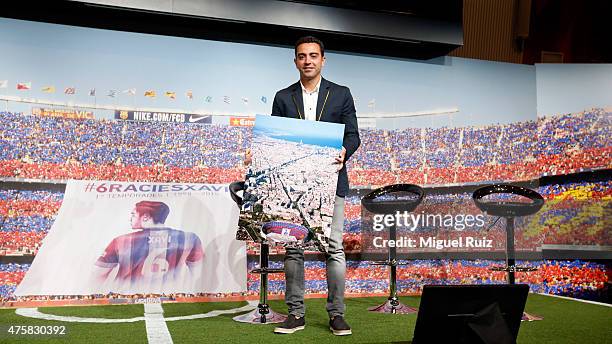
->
[473, 184, 545, 321]
[361, 184, 424, 314]
[229, 181, 287, 324]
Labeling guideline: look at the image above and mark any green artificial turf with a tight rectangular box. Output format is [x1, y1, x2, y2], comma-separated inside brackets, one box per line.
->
[518, 294, 612, 344]
[0, 295, 609, 343]
[0, 306, 147, 344]
[42, 304, 144, 319]
[162, 300, 248, 318]
[166, 297, 420, 344]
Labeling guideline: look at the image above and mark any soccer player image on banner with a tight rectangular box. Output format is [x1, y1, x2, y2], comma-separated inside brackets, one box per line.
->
[93, 201, 204, 292]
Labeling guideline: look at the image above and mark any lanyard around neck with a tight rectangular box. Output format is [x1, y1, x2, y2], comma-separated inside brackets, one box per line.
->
[292, 89, 330, 121]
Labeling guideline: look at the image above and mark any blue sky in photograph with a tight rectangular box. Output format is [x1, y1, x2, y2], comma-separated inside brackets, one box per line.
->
[253, 114, 344, 149]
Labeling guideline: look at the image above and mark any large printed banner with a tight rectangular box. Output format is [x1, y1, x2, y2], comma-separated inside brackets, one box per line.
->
[16, 180, 246, 296]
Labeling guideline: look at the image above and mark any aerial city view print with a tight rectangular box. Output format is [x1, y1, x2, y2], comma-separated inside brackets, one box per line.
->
[236, 115, 345, 251]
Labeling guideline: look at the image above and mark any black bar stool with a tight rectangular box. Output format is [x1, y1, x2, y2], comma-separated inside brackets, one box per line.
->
[229, 181, 287, 324]
[362, 184, 424, 314]
[473, 184, 545, 321]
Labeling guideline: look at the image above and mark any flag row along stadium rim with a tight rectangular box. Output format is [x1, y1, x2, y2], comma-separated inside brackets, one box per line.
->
[0, 95, 460, 120]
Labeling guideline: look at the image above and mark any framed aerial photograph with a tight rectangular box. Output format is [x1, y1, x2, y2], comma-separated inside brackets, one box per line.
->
[236, 115, 345, 252]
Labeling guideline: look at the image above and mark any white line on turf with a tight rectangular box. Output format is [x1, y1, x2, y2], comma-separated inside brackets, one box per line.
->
[15, 308, 144, 323]
[164, 300, 257, 321]
[144, 303, 173, 344]
[537, 293, 612, 307]
[15, 300, 258, 323]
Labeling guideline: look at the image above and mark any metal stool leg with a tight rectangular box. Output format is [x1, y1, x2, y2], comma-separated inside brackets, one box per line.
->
[505, 217, 543, 321]
[506, 217, 516, 285]
[233, 243, 287, 324]
[368, 225, 418, 314]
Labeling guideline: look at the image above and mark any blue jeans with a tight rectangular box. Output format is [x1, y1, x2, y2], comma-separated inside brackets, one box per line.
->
[284, 196, 346, 318]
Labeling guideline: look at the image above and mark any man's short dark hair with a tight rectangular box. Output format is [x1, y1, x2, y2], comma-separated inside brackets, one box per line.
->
[135, 201, 170, 224]
[294, 36, 325, 56]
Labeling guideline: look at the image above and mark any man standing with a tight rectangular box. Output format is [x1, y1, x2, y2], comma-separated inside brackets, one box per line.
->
[269, 36, 360, 336]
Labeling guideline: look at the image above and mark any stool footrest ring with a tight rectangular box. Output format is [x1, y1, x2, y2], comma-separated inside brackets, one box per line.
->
[490, 266, 538, 272]
[370, 260, 404, 266]
[250, 268, 285, 274]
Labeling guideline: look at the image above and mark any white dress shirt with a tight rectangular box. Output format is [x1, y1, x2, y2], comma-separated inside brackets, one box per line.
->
[300, 77, 321, 121]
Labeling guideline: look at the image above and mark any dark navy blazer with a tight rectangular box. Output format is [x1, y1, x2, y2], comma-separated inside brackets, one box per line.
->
[271, 77, 361, 197]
